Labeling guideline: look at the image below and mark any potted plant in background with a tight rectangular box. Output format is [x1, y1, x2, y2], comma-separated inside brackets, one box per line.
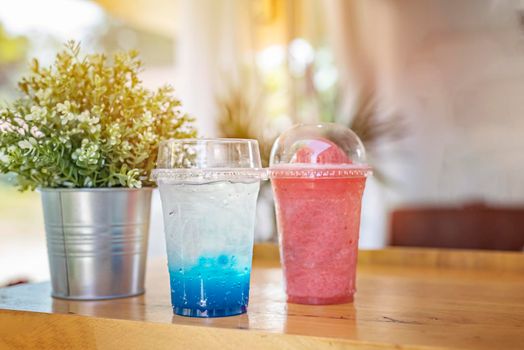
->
[0, 41, 196, 300]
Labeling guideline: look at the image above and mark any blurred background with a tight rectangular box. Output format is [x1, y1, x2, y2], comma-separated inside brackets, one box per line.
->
[1, 0, 524, 285]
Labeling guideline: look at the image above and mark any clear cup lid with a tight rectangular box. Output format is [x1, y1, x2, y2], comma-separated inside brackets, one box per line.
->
[269, 123, 372, 179]
[151, 138, 267, 182]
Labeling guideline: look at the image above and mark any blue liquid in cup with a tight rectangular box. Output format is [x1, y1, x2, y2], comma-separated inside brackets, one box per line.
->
[159, 181, 260, 317]
[170, 255, 251, 317]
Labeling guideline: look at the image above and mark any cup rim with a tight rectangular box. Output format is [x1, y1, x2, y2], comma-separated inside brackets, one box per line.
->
[268, 164, 372, 179]
[151, 168, 268, 182]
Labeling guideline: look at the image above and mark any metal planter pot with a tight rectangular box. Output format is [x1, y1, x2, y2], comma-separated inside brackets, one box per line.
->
[40, 187, 152, 300]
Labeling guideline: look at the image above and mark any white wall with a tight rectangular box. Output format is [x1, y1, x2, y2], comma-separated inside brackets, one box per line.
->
[388, 0, 524, 205]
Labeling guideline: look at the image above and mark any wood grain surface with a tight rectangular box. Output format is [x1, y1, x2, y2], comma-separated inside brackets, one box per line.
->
[1, 245, 523, 350]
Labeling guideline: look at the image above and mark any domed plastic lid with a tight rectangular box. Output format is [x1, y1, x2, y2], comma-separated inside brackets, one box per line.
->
[152, 138, 267, 183]
[269, 123, 371, 179]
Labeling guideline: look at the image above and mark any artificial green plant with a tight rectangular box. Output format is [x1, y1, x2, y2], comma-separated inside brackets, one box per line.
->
[0, 41, 195, 190]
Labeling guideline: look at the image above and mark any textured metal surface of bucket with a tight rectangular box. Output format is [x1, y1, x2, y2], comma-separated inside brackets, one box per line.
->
[40, 188, 152, 300]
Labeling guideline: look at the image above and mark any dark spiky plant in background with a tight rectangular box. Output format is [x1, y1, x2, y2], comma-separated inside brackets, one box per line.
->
[216, 77, 274, 167]
[347, 89, 405, 184]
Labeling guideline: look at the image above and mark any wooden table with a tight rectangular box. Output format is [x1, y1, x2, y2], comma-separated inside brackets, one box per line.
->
[1, 245, 524, 349]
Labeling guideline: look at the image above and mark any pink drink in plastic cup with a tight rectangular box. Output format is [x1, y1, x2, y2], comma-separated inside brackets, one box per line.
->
[269, 124, 370, 304]
[272, 175, 366, 304]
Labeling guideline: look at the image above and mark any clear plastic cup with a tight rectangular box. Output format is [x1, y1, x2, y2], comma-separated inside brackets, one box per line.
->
[152, 139, 266, 317]
[269, 123, 371, 305]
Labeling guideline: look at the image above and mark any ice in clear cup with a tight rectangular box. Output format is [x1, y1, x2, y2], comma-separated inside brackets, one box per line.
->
[152, 139, 266, 317]
[269, 123, 371, 305]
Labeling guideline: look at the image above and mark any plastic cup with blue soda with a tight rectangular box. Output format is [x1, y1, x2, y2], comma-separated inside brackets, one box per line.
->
[152, 139, 266, 317]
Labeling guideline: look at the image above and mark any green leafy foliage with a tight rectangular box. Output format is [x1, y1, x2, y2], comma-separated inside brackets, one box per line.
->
[0, 41, 196, 190]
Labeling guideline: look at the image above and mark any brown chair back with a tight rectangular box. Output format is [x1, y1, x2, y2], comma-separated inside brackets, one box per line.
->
[390, 204, 524, 251]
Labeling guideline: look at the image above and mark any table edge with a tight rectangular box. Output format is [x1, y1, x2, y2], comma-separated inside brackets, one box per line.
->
[0, 309, 453, 350]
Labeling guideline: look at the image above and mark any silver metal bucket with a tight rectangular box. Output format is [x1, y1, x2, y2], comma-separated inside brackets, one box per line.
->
[40, 188, 152, 300]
